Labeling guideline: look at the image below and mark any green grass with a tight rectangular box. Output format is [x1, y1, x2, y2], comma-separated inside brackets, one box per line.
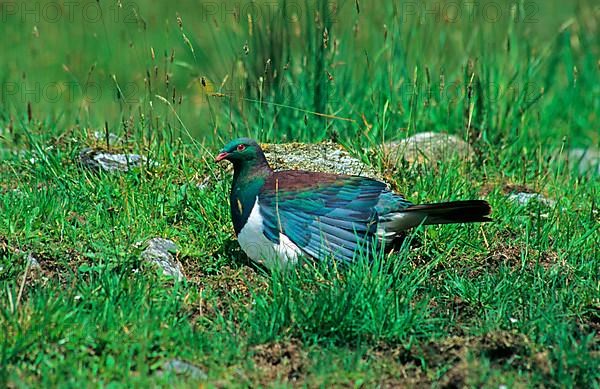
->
[1, 0, 599, 386]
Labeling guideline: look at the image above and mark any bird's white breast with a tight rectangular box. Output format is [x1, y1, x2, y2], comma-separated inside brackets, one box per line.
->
[237, 199, 303, 268]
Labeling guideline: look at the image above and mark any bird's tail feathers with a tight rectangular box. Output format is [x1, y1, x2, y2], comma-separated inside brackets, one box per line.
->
[380, 200, 492, 232]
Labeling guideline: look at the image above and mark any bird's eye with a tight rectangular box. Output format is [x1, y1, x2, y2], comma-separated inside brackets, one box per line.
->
[237, 144, 246, 151]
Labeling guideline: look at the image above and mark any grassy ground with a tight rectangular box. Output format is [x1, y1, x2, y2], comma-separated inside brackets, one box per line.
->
[1, 0, 599, 387]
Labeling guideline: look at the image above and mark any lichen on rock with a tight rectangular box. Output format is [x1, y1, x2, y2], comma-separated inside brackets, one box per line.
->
[383, 131, 474, 165]
[261, 141, 383, 180]
[139, 238, 185, 281]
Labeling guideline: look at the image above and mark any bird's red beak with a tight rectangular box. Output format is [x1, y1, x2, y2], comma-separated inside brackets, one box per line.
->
[215, 152, 229, 162]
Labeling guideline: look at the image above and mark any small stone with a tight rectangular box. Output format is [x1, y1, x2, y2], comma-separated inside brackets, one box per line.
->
[79, 148, 154, 173]
[507, 192, 555, 207]
[159, 359, 207, 380]
[27, 253, 41, 269]
[140, 238, 185, 281]
[383, 131, 474, 165]
[568, 147, 599, 176]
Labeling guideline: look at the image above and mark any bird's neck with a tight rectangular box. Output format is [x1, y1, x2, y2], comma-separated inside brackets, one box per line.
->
[230, 157, 271, 234]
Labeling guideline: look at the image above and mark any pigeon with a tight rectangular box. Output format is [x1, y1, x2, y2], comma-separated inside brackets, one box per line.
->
[216, 138, 491, 267]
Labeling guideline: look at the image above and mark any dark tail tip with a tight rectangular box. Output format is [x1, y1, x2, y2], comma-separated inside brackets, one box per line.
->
[407, 200, 492, 224]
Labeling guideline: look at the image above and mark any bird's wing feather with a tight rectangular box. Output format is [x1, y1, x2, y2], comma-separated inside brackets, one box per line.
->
[258, 170, 392, 262]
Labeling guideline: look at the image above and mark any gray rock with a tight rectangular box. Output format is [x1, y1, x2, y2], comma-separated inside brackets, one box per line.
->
[568, 147, 599, 176]
[79, 148, 153, 172]
[262, 141, 383, 180]
[507, 192, 555, 207]
[383, 131, 474, 165]
[27, 253, 41, 269]
[140, 238, 185, 281]
[159, 359, 207, 380]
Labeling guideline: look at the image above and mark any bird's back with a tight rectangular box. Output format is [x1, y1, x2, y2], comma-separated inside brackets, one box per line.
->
[257, 170, 407, 263]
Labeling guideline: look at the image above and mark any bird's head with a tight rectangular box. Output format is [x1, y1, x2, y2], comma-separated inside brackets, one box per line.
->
[215, 138, 267, 168]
